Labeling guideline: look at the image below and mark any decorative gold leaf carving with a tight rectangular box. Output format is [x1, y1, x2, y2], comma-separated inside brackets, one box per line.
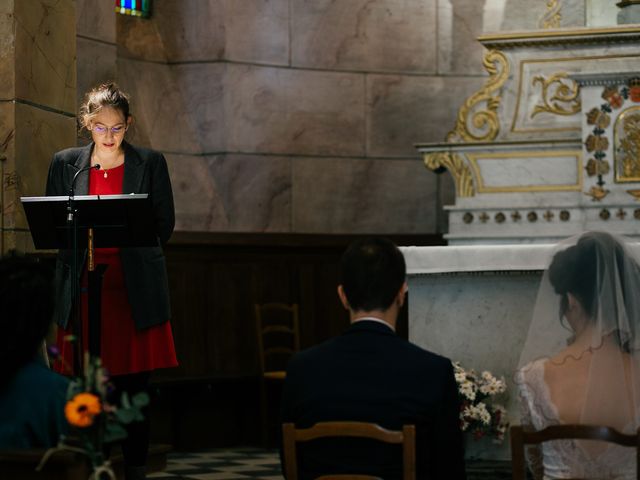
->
[586, 108, 611, 129]
[586, 158, 610, 177]
[615, 108, 640, 181]
[539, 0, 561, 29]
[423, 152, 475, 197]
[446, 50, 509, 143]
[585, 134, 609, 152]
[531, 73, 581, 118]
[585, 185, 609, 201]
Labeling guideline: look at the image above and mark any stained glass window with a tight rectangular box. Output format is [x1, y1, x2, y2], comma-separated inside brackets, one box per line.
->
[115, 0, 151, 18]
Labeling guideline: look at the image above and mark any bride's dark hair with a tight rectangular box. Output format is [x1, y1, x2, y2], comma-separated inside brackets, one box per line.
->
[548, 231, 639, 351]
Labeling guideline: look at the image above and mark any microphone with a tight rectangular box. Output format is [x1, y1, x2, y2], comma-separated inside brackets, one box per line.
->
[69, 164, 101, 198]
[67, 164, 100, 223]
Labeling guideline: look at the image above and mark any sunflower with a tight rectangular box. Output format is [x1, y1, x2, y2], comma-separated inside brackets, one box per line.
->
[65, 392, 102, 428]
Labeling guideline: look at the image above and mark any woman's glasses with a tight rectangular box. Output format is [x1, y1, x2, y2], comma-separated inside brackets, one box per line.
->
[91, 124, 126, 136]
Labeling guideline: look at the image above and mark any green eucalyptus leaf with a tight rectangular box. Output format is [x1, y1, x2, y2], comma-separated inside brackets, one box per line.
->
[132, 392, 150, 408]
[119, 392, 132, 409]
[104, 422, 128, 443]
[115, 408, 137, 424]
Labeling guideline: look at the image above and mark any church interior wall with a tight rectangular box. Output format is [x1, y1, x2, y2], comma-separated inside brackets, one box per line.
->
[75, 0, 607, 236]
[6, 0, 613, 450]
[73, 0, 526, 235]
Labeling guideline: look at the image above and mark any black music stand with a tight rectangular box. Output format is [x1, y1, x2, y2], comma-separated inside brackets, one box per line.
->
[21, 194, 157, 373]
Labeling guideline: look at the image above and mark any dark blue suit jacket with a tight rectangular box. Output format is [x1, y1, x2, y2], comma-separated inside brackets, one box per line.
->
[280, 320, 466, 480]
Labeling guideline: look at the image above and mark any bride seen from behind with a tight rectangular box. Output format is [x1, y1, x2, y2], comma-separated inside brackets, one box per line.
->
[516, 231, 640, 479]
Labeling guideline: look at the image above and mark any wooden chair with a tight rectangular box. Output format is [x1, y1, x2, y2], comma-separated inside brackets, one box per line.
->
[255, 302, 300, 379]
[255, 302, 300, 445]
[510, 424, 640, 480]
[282, 421, 416, 480]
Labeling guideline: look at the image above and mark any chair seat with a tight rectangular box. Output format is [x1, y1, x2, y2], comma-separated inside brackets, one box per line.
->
[316, 476, 383, 480]
[263, 371, 286, 380]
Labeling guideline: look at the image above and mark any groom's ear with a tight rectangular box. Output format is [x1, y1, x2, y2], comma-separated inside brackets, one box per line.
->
[395, 281, 408, 307]
[337, 285, 350, 311]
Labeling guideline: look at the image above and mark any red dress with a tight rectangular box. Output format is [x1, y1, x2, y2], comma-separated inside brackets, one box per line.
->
[54, 164, 178, 376]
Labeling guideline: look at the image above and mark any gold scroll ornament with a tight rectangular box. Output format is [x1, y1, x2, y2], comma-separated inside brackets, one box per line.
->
[423, 152, 475, 198]
[446, 49, 510, 143]
[530, 73, 581, 118]
[539, 0, 561, 29]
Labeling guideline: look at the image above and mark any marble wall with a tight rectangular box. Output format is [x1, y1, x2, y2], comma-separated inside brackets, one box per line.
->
[76, 0, 117, 119]
[1, 0, 76, 253]
[106, 0, 492, 234]
[72, 0, 604, 234]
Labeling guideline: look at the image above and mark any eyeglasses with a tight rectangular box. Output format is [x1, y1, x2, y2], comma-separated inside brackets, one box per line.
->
[91, 124, 126, 136]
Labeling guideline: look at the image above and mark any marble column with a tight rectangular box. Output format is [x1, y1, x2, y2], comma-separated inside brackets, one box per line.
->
[0, 0, 76, 253]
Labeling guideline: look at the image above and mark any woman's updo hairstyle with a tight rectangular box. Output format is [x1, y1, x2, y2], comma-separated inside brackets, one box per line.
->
[549, 231, 634, 320]
[549, 236, 598, 318]
[79, 82, 131, 130]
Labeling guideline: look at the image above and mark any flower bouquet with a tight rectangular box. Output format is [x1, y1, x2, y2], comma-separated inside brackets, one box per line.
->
[453, 361, 509, 443]
[38, 346, 148, 480]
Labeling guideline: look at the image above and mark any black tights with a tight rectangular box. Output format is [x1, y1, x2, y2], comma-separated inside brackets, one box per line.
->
[109, 371, 151, 467]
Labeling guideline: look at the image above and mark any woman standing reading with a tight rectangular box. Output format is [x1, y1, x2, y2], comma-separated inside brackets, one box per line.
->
[46, 82, 178, 480]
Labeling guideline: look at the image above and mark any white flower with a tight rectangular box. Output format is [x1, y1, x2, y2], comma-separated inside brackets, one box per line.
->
[455, 371, 467, 383]
[479, 378, 501, 395]
[475, 402, 491, 425]
[451, 361, 509, 443]
[462, 405, 475, 420]
[458, 381, 476, 401]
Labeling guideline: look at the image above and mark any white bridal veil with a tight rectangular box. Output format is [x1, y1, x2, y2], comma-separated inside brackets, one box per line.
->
[516, 231, 640, 477]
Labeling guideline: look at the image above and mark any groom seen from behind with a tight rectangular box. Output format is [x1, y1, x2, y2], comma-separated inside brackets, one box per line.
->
[280, 237, 466, 479]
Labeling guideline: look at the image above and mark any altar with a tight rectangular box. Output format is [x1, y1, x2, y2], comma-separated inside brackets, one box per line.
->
[402, 245, 552, 459]
[406, 4, 640, 462]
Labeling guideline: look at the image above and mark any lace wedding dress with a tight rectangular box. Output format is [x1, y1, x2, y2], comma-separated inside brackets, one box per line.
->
[517, 359, 636, 480]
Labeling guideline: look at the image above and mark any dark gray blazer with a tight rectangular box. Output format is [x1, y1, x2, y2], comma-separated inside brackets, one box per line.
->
[45, 141, 175, 331]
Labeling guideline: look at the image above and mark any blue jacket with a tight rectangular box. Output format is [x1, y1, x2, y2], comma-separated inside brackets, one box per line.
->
[0, 361, 69, 449]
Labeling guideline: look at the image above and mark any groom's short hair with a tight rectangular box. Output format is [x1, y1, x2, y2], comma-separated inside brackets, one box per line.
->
[340, 237, 406, 312]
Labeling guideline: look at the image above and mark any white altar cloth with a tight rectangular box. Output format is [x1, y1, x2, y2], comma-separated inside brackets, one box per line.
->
[401, 244, 554, 275]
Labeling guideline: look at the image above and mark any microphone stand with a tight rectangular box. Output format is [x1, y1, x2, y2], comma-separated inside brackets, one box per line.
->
[67, 164, 99, 375]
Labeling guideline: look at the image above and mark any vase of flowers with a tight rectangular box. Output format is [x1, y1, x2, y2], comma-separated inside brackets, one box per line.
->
[453, 361, 509, 444]
[38, 345, 148, 480]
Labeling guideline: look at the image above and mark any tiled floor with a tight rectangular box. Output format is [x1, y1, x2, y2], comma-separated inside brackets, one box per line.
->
[147, 447, 283, 480]
[147, 448, 513, 480]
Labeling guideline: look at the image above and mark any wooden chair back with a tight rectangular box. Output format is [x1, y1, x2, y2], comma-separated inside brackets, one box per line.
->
[282, 421, 416, 480]
[255, 302, 300, 379]
[510, 424, 640, 480]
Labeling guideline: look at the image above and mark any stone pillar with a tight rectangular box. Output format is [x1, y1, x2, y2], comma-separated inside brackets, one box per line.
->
[0, 0, 76, 253]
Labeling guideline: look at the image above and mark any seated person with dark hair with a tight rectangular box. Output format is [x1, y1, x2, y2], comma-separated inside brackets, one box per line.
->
[280, 237, 466, 479]
[0, 255, 69, 449]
